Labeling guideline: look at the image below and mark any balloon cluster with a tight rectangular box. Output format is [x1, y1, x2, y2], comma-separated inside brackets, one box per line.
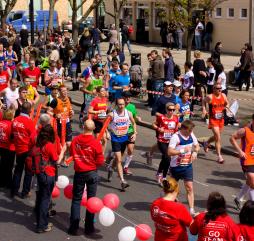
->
[52, 175, 152, 241]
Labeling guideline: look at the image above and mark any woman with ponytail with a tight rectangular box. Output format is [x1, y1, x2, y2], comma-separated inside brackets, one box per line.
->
[190, 192, 240, 240]
[150, 177, 192, 241]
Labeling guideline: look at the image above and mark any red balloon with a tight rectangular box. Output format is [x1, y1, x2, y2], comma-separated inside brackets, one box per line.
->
[64, 184, 73, 199]
[86, 197, 104, 213]
[52, 186, 60, 198]
[81, 192, 87, 207]
[135, 224, 152, 241]
[103, 193, 120, 210]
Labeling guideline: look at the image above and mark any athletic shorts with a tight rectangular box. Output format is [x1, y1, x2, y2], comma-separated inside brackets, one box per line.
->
[170, 164, 193, 181]
[127, 132, 135, 144]
[94, 120, 104, 134]
[57, 121, 72, 142]
[111, 141, 127, 153]
[242, 165, 254, 173]
[209, 118, 224, 130]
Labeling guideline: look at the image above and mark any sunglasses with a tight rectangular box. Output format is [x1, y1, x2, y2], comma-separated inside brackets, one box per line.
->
[167, 109, 175, 112]
[215, 87, 222, 90]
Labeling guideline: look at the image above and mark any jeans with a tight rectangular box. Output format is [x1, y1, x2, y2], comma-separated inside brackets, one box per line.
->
[12, 152, 32, 195]
[69, 171, 98, 232]
[239, 70, 251, 91]
[122, 40, 131, 54]
[107, 43, 114, 55]
[204, 33, 212, 51]
[36, 173, 55, 230]
[195, 35, 202, 50]
[152, 80, 164, 104]
[176, 32, 184, 49]
[92, 42, 101, 57]
[0, 148, 15, 188]
[157, 142, 171, 178]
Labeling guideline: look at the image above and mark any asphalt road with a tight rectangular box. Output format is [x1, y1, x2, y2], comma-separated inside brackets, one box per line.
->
[0, 101, 246, 241]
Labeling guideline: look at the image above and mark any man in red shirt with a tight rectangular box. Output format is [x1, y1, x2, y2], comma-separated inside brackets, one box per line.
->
[11, 102, 36, 198]
[68, 119, 104, 236]
[0, 61, 10, 91]
[22, 58, 41, 88]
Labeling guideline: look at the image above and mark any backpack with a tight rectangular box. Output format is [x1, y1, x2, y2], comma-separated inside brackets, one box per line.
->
[128, 25, 134, 35]
[26, 146, 55, 175]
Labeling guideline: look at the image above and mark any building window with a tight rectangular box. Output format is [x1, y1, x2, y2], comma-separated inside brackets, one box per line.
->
[240, 8, 248, 19]
[122, 3, 133, 25]
[215, 7, 222, 18]
[68, 0, 83, 19]
[137, 3, 149, 27]
[154, 6, 166, 28]
[227, 8, 234, 18]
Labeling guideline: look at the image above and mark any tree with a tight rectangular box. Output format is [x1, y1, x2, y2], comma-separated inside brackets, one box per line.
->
[0, 0, 18, 29]
[48, 0, 57, 31]
[103, 0, 128, 37]
[68, 0, 104, 44]
[166, 0, 227, 61]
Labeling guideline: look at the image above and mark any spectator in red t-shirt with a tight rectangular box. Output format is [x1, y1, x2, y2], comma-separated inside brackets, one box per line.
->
[238, 200, 254, 241]
[0, 60, 10, 91]
[68, 119, 104, 236]
[151, 177, 193, 241]
[11, 102, 36, 198]
[190, 192, 240, 241]
[22, 58, 41, 88]
[0, 109, 15, 189]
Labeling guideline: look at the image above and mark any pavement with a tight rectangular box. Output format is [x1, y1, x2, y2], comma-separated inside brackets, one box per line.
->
[0, 42, 253, 241]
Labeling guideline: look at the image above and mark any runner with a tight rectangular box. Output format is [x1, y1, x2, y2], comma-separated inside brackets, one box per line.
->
[168, 120, 200, 216]
[176, 89, 192, 123]
[202, 82, 229, 164]
[42, 87, 59, 115]
[107, 97, 137, 191]
[14, 86, 32, 117]
[152, 102, 179, 185]
[0, 78, 19, 109]
[88, 86, 109, 152]
[230, 114, 254, 209]
[44, 61, 61, 95]
[23, 77, 40, 105]
[0, 60, 10, 92]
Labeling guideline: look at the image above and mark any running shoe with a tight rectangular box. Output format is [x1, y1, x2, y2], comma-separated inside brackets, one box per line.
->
[190, 209, 199, 217]
[123, 167, 133, 175]
[36, 224, 53, 233]
[121, 181, 130, 191]
[217, 156, 225, 164]
[234, 197, 241, 211]
[203, 141, 209, 153]
[107, 167, 114, 182]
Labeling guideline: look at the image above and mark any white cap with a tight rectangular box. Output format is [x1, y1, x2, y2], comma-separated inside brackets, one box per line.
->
[173, 80, 182, 87]
[164, 81, 173, 86]
[21, 24, 27, 30]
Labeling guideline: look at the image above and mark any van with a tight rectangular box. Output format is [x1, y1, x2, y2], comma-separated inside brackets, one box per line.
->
[6, 10, 59, 32]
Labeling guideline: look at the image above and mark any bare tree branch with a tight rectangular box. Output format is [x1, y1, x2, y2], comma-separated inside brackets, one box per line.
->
[77, 0, 88, 11]
[103, 1, 115, 18]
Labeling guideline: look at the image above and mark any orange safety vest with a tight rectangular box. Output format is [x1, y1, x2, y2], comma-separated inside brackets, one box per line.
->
[53, 97, 72, 118]
[242, 126, 254, 166]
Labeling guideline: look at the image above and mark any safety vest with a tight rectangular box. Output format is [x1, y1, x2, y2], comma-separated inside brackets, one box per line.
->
[242, 126, 254, 166]
[209, 94, 225, 120]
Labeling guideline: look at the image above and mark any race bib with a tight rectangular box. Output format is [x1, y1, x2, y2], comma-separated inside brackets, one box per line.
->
[214, 111, 223, 120]
[71, 63, 77, 71]
[60, 118, 70, 123]
[251, 145, 254, 156]
[177, 153, 192, 165]
[0, 77, 6, 83]
[98, 112, 107, 119]
[163, 131, 173, 140]
[183, 111, 190, 120]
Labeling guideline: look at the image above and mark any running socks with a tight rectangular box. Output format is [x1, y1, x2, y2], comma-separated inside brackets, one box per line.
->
[237, 184, 250, 201]
[124, 155, 133, 168]
[249, 188, 254, 201]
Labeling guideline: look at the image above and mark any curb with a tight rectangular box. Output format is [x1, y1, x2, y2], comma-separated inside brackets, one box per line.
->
[38, 89, 236, 157]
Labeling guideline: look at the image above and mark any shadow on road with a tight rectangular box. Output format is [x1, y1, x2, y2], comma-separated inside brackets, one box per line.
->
[124, 201, 151, 211]
[206, 178, 242, 188]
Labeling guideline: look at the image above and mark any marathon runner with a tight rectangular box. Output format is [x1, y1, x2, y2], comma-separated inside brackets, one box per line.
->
[22, 58, 41, 88]
[23, 77, 40, 106]
[176, 89, 192, 123]
[152, 102, 179, 185]
[230, 114, 254, 209]
[202, 82, 229, 164]
[107, 97, 137, 191]
[0, 78, 19, 109]
[168, 120, 200, 216]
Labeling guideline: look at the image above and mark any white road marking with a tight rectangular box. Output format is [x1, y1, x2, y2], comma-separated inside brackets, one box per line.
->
[232, 195, 247, 202]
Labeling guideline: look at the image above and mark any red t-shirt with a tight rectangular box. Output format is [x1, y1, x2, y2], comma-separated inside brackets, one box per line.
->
[0, 119, 15, 151]
[0, 70, 10, 91]
[238, 224, 254, 241]
[22, 67, 41, 88]
[156, 115, 179, 143]
[70, 134, 104, 172]
[150, 198, 192, 241]
[90, 97, 108, 120]
[12, 115, 35, 154]
[41, 142, 59, 176]
[190, 212, 240, 241]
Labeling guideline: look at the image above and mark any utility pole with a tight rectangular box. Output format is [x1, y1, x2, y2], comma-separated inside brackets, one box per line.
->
[29, 0, 34, 44]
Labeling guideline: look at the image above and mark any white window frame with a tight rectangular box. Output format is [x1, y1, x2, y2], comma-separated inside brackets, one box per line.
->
[240, 8, 248, 19]
[214, 7, 222, 18]
[153, 6, 166, 29]
[136, 3, 149, 28]
[227, 8, 235, 19]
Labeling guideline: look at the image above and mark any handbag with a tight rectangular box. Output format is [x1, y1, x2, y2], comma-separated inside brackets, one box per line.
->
[100, 33, 107, 40]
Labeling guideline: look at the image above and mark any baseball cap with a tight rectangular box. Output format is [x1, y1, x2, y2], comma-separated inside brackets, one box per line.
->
[164, 81, 173, 86]
[173, 80, 182, 87]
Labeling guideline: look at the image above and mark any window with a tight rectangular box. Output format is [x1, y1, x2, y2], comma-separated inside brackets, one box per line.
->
[240, 8, 248, 19]
[12, 13, 23, 21]
[215, 8, 222, 18]
[227, 8, 234, 18]
[154, 6, 166, 28]
[137, 3, 149, 27]
[68, 0, 83, 19]
[122, 3, 133, 25]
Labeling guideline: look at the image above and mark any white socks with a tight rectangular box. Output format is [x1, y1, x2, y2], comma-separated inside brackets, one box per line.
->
[124, 155, 133, 168]
[237, 184, 250, 201]
[249, 188, 254, 201]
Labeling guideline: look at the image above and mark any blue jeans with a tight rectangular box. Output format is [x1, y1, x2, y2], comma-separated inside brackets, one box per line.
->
[36, 173, 55, 230]
[69, 171, 98, 232]
[195, 35, 202, 50]
[12, 152, 32, 196]
[122, 40, 132, 53]
[152, 80, 164, 104]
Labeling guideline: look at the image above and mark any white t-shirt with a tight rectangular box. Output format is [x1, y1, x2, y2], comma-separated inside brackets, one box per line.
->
[195, 22, 204, 36]
[169, 132, 198, 167]
[207, 67, 216, 86]
[183, 70, 194, 89]
[5, 87, 19, 108]
[218, 72, 227, 90]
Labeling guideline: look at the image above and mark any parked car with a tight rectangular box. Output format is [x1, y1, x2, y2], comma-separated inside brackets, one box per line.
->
[6, 10, 59, 32]
[62, 17, 94, 35]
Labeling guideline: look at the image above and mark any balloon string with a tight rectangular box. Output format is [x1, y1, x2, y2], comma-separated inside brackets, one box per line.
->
[112, 210, 154, 237]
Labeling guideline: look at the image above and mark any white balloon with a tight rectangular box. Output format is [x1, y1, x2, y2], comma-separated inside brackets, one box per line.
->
[98, 207, 115, 227]
[118, 226, 136, 241]
[56, 175, 69, 189]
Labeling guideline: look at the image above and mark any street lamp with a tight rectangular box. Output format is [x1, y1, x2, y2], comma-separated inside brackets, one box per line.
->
[29, 0, 34, 44]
